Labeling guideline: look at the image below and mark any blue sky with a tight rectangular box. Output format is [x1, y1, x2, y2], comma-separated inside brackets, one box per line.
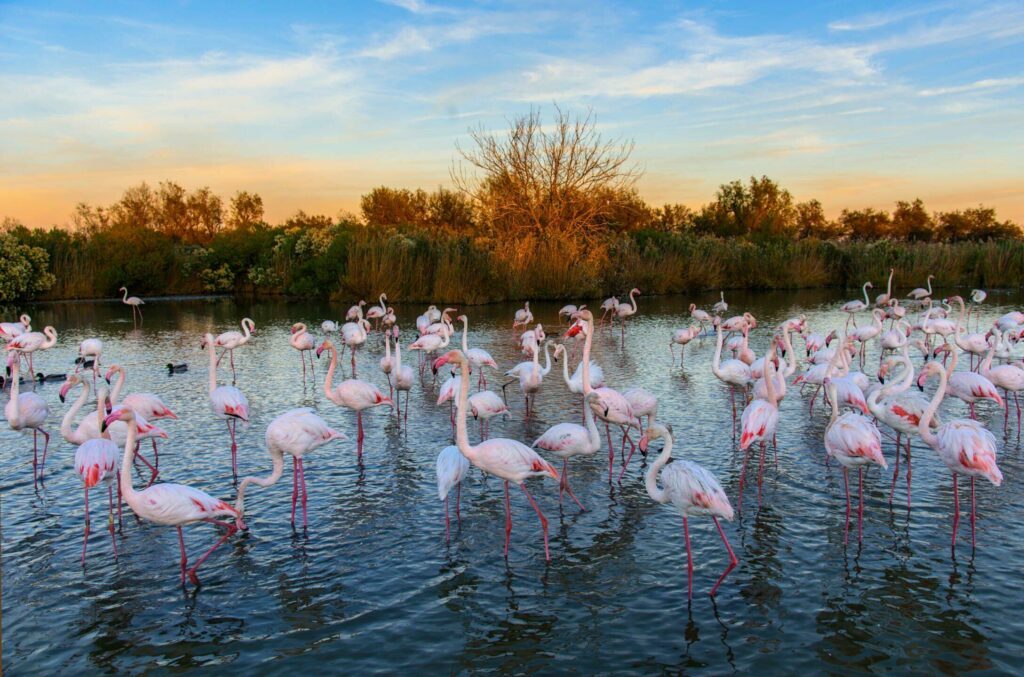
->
[1, 0, 1022, 225]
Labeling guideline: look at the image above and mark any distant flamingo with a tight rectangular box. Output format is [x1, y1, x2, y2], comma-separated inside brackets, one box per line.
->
[380, 326, 396, 398]
[290, 322, 317, 387]
[670, 326, 701, 368]
[979, 332, 1024, 433]
[840, 282, 873, 329]
[459, 315, 498, 389]
[235, 408, 346, 529]
[713, 292, 728, 315]
[599, 297, 618, 325]
[875, 268, 894, 307]
[436, 445, 470, 543]
[346, 299, 367, 322]
[6, 325, 57, 375]
[615, 288, 641, 343]
[558, 304, 582, 322]
[689, 304, 711, 333]
[119, 287, 144, 325]
[202, 333, 249, 477]
[74, 437, 120, 565]
[392, 334, 415, 424]
[640, 423, 737, 599]
[102, 408, 243, 586]
[366, 293, 387, 331]
[434, 349, 559, 561]
[318, 339, 393, 459]
[76, 338, 103, 387]
[321, 320, 339, 334]
[823, 376, 886, 544]
[503, 338, 552, 418]
[0, 313, 31, 341]
[341, 318, 370, 377]
[512, 301, 534, 330]
[532, 391, 605, 510]
[5, 353, 50, 483]
[907, 274, 934, 302]
[967, 289, 987, 331]
[214, 317, 255, 382]
[947, 296, 988, 370]
[468, 390, 510, 439]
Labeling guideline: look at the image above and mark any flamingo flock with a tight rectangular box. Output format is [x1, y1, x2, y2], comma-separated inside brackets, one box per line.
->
[3, 274, 1021, 600]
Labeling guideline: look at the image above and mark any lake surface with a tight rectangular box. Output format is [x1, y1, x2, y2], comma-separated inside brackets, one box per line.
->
[2, 289, 1023, 674]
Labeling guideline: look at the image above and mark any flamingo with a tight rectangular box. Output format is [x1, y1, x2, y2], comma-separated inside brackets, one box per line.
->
[879, 319, 910, 361]
[823, 376, 886, 544]
[994, 311, 1024, 333]
[599, 296, 618, 325]
[434, 349, 559, 561]
[366, 293, 387, 331]
[425, 308, 458, 336]
[391, 331, 415, 424]
[503, 338, 551, 419]
[290, 323, 317, 387]
[5, 353, 50, 483]
[558, 304, 582, 322]
[739, 344, 780, 503]
[6, 325, 57, 375]
[615, 288, 641, 343]
[979, 332, 1024, 433]
[426, 305, 442, 324]
[554, 343, 604, 394]
[804, 329, 836, 357]
[382, 307, 397, 331]
[875, 268, 894, 307]
[321, 320, 339, 334]
[670, 326, 701, 368]
[468, 390, 510, 439]
[409, 324, 451, 377]
[213, 317, 255, 382]
[753, 328, 795, 403]
[907, 274, 934, 302]
[967, 289, 987, 331]
[840, 282, 873, 329]
[947, 296, 989, 370]
[512, 301, 534, 330]
[380, 326, 396, 398]
[317, 339, 393, 459]
[76, 338, 103, 387]
[712, 318, 752, 427]
[640, 422, 737, 599]
[74, 437, 120, 565]
[624, 387, 658, 432]
[234, 408, 345, 529]
[566, 310, 641, 482]
[688, 304, 711, 333]
[0, 313, 31, 341]
[102, 408, 244, 586]
[519, 324, 546, 356]
[851, 309, 885, 367]
[104, 363, 177, 471]
[345, 299, 367, 322]
[119, 287, 144, 324]
[416, 307, 435, 335]
[917, 360, 1002, 553]
[532, 391, 604, 511]
[436, 445, 471, 543]
[59, 375, 103, 444]
[341, 318, 370, 377]
[202, 333, 249, 477]
[458, 315, 498, 389]
[920, 345, 1003, 419]
[713, 292, 728, 315]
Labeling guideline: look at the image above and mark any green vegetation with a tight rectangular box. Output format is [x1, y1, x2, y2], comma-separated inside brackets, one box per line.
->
[3, 108, 1021, 303]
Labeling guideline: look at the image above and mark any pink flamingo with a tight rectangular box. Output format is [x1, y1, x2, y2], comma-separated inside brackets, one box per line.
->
[5, 353, 50, 483]
[468, 390, 510, 439]
[823, 377, 886, 544]
[874, 268, 894, 307]
[392, 333, 415, 424]
[341, 318, 370, 377]
[712, 318, 752, 428]
[804, 329, 836, 356]
[503, 338, 551, 419]
[640, 422, 738, 599]
[670, 326, 701, 367]
[0, 313, 31, 341]
[345, 299, 367, 322]
[532, 391, 604, 510]
[365, 293, 387, 332]
[917, 360, 1002, 553]
[689, 304, 711, 333]
[106, 364, 178, 470]
[235, 408, 346, 529]
[102, 408, 244, 586]
[599, 296, 618, 325]
[76, 338, 103, 387]
[459, 315, 498, 389]
[712, 292, 728, 315]
[214, 317, 255, 383]
[615, 288, 641, 344]
[434, 348, 559, 560]
[554, 343, 604, 395]
[739, 344, 780, 505]
[74, 437, 120, 565]
[409, 324, 451, 377]
[6, 325, 57, 376]
[558, 304, 583, 322]
[202, 334, 249, 477]
[906, 274, 934, 302]
[512, 301, 534, 330]
[840, 282, 873, 329]
[380, 326, 396, 398]
[979, 333, 1024, 433]
[920, 346, 1003, 419]
[317, 339, 393, 459]
[119, 287, 144, 325]
[436, 444, 471, 543]
[947, 296, 988, 370]
[290, 323, 317, 387]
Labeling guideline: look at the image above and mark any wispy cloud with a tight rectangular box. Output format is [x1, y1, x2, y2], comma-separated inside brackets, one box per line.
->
[379, 0, 455, 15]
[358, 13, 544, 60]
[919, 76, 1024, 96]
[828, 4, 948, 32]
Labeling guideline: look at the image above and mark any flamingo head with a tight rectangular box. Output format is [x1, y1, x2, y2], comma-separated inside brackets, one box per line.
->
[631, 288, 641, 295]
[290, 323, 302, 335]
[866, 282, 874, 289]
[432, 349, 465, 374]
[119, 286, 127, 293]
[315, 340, 334, 358]
[104, 365, 118, 383]
[101, 407, 133, 432]
[457, 314, 468, 323]
[59, 375, 80, 402]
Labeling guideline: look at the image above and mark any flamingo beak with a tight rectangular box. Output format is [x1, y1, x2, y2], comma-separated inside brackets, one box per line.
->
[315, 344, 325, 358]
[638, 435, 649, 454]
[101, 411, 120, 432]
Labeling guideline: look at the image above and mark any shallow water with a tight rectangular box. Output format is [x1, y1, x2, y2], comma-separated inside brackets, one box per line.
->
[2, 289, 1023, 673]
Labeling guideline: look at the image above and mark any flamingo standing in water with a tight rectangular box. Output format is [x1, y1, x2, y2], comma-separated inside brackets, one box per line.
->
[512, 302, 534, 330]
[554, 343, 605, 395]
[317, 339, 393, 459]
[640, 422, 738, 599]
[214, 317, 255, 383]
[434, 348, 559, 561]
[738, 344, 780, 505]
[74, 437, 120, 565]
[76, 338, 103, 387]
[391, 334, 415, 424]
[967, 289, 987, 331]
[689, 304, 711, 333]
[917, 360, 1003, 553]
[290, 323, 317, 387]
[713, 292, 728, 315]
[979, 333, 1024, 433]
[366, 293, 387, 332]
[599, 297, 618, 325]
[235, 408, 346, 529]
[907, 274, 934, 303]
[558, 304, 582, 322]
[840, 282, 873, 329]
[615, 288, 641, 343]
[920, 345, 1002, 420]
[532, 391, 605, 510]
[6, 325, 57, 376]
[106, 363, 178, 471]
[670, 326, 701, 368]
[503, 338, 552, 419]
[5, 353, 50, 483]
[458, 315, 498, 389]
[119, 287, 144, 325]
[436, 445, 470, 543]
[341, 318, 370, 377]
[346, 299, 367, 322]
[823, 377, 886, 544]
[468, 390, 510, 439]
[875, 268, 894, 307]
[102, 408, 244, 586]
[380, 327, 396, 398]
[712, 318, 752, 429]
[202, 334, 249, 477]
[409, 324, 451, 377]
[0, 313, 31, 341]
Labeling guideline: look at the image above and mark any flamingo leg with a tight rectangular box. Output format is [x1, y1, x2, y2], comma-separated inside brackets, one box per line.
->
[230, 350, 236, 384]
[81, 487, 91, 566]
[605, 422, 614, 483]
[152, 437, 160, 473]
[520, 482, 550, 562]
[32, 429, 38, 483]
[107, 483, 118, 561]
[737, 448, 750, 513]
[710, 516, 739, 597]
[187, 520, 238, 586]
[456, 482, 462, 524]
[951, 473, 960, 555]
[177, 526, 188, 586]
[682, 516, 694, 600]
[970, 476, 976, 550]
[444, 495, 451, 543]
[890, 432, 901, 503]
[301, 349, 307, 387]
[404, 390, 409, 425]
[290, 457, 299, 524]
[229, 418, 238, 478]
[357, 411, 364, 460]
[905, 437, 912, 509]
[843, 468, 850, 545]
[858, 467, 864, 542]
[503, 480, 512, 557]
[561, 461, 586, 511]
[116, 472, 122, 529]
[38, 429, 50, 481]
[299, 458, 308, 529]
[133, 443, 159, 486]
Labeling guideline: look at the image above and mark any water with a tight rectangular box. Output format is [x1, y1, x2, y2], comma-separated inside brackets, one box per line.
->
[3, 290, 1023, 673]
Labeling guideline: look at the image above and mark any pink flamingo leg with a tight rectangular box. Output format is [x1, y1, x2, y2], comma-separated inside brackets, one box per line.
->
[889, 432, 901, 503]
[682, 516, 694, 600]
[32, 429, 38, 483]
[737, 448, 750, 513]
[177, 526, 188, 586]
[230, 350, 236, 384]
[186, 519, 238, 586]
[843, 468, 850, 545]
[857, 467, 864, 542]
[519, 482, 550, 562]
[356, 411, 364, 460]
[503, 480, 512, 557]
[132, 444, 159, 486]
[38, 429, 50, 481]
[228, 418, 238, 477]
[152, 437, 160, 473]
[107, 483, 118, 561]
[299, 458, 308, 529]
[81, 487, 91, 566]
[116, 473, 122, 529]
[605, 422, 614, 483]
[951, 473, 960, 555]
[444, 495, 451, 543]
[905, 437, 912, 509]
[456, 481, 462, 525]
[970, 476, 976, 550]
[290, 457, 299, 524]
[301, 350, 308, 387]
[561, 461, 586, 512]
[710, 517, 739, 597]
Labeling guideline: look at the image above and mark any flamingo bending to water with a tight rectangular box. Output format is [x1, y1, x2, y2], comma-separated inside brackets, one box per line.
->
[0, 313, 31, 341]
[6, 325, 57, 375]
[640, 423, 737, 599]
[434, 349, 559, 561]
[468, 390, 510, 439]
[532, 391, 605, 510]
[512, 302, 534, 329]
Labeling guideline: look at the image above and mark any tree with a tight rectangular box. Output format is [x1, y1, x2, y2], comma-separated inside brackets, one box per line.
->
[935, 206, 1021, 241]
[109, 183, 158, 230]
[795, 200, 846, 239]
[651, 204, 695, 232]
[840, 208, 892, 240]
[0, 230, 56, 302]
[892, 199, 933, 241]
[361, 187, 429, 227]
[227, 191, 265, 230]
[452, 106, 640, 243]
[426, 188, 475, 233]
[186, 187, 224, 242]
[693, 176, 796, 239]
[155, 181, 189, 240]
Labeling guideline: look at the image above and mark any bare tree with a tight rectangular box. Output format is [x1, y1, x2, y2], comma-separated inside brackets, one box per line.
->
[452, 106, 641, 243]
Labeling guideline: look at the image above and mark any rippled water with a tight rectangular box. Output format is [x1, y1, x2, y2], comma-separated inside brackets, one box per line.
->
[3, 290, 1024, 673]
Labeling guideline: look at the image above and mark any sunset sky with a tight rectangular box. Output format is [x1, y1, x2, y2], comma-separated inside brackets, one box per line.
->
[2, 1, 1023, 227]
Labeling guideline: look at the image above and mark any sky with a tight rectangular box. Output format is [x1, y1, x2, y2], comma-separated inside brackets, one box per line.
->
[1, 0, 1023, 226]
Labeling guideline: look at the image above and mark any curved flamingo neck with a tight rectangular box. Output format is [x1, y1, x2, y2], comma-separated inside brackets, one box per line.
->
[121, 288, 129, 303]
[764, 348, 777, 407]
[583, 395, 600, 447]
[926, 276, 933, 296]
[394, 339, 403, 372]
[918, 365, 946, 449]
[540, 342, 552, 375]
[119, 416, 140, 505]
[580, 315, 594, 394]
[108, 365, 126, 404]
[862, 283, 870, 305]
[826, 380, 840, 425]
[61, 379, 90, 442]
[241, 318, 254, 339]
[236, 445, 284, 514]
[644, 431, 672, 504]
[558, 346, 572, 386]
[453, 355, 477, 463]
[5, 359, 21, 425]
[712, 322, 725, 376]
[629, 290, 638, 312]
[460, 317, 469, 353]
[782, 327, 797, 377]
[323, 344, 339, 400]
[384, 330, 392, 362]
